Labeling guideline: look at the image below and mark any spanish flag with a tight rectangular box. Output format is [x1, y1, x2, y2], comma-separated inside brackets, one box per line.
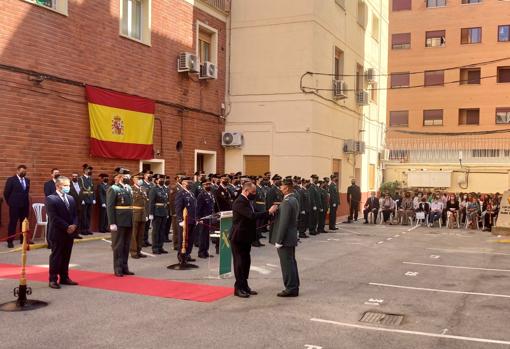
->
[86, 86, 154, 160]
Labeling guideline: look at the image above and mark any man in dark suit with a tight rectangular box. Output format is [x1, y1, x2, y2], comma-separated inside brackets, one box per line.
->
[363, 191, 380, 224]
[230, 182, 277, 298]
[3, 165, 31, 248]
[215, 176, 233, 212]
[46, 176, 79, 289]
[44, 168, 60, 197]
[346, 179, 362, 223]
[270, 178, 300, 297]
[68, 172, 83, 239]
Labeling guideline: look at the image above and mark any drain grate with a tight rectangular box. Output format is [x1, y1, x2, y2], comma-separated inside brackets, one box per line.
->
[359, 311, 404, 326]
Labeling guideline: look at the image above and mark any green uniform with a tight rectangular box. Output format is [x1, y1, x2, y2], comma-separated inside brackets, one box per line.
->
[318, 186, 329, 233]
[106, 183, 133, 275]
[266, 185, 283, 234]
[130, 184, 149, 257]
[308, 183, 322, 234]
[149, 185, 169, 253]
[328, 182, 340, 229]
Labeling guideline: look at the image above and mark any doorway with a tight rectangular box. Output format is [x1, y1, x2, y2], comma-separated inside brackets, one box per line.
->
[195, 150, 217, 174]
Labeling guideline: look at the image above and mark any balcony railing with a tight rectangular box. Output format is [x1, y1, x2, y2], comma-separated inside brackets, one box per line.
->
[200, 0, 231, 13]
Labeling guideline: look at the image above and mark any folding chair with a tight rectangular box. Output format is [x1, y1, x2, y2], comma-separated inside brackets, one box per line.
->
[32, 203, 48, 241]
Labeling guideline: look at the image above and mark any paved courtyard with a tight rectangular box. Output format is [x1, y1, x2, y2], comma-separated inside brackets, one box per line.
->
[1, 222, 509, 349]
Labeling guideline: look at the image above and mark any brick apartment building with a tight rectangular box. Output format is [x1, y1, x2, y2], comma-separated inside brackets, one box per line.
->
[0, 0, 229, 235]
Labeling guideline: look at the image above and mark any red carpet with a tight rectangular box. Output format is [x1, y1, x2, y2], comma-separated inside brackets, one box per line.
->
[0, 264, 232, 303]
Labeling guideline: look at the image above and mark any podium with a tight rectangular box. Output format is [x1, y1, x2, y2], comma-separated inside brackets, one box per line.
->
[218, 211, 232, 278]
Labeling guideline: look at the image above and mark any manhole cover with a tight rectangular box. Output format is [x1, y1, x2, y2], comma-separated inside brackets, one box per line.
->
[359, 311, 404, 326]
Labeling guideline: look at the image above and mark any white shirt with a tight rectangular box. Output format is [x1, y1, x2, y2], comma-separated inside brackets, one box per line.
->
[431, 201, 444, 212]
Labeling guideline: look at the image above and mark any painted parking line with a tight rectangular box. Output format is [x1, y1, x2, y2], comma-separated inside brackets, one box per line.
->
[427, 248, 510, 256]
[310, 318, 510, 346]
[369, 282, 510, 299]
[403, 262, 510, 273]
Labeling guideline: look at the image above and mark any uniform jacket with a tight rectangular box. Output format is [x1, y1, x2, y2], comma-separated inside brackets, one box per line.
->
[329, 183, 340, 206]
[266, 185, 283, 210]
[79, 175, 95, 204]
[320, 187, 329, 212]
[175, 189, 197, 224]
[132, 184, 149, 223]
[3, 175, 30, 208]
[269, 193, 299, 247]
[230, 194, 268, 244]
[215, 185, 233, 212]
[106, 184, 133, 228]
[308, 183, 322, 210]
[299, 186, 311, 214]
[46, 192, 78, 242]
[44, 180, 56, 197]
[68, 180, 81, 205]
[169, 183, 182, 216]
[149, 185, 169, 217]
[254, 185, 267, 212]
[347, 184, 361, 203]
[197, 191, 215, 219]
[98, 182, 109, 206]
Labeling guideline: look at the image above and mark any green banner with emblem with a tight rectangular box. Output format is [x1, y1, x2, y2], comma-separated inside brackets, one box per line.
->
[219, 211, 232, 277]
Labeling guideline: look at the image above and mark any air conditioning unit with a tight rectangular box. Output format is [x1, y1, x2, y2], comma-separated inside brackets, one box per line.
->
[356, 90, 369, 106]
[222, 132, 244, 147]
[199, 61, 217, 80]
[177, 52, 200, 73]
[365, 68, 376, 83]
[343, 139, 356, 153]
[355, 141, 366, 154]
[333, 80, 347, 100]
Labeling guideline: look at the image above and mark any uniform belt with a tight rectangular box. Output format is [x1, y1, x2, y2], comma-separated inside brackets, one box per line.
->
[131, 206, 144, 210]
[255, 201, 265, 205]
[273, 201, 282, 205]
[83, 191, 93, 194]
[155, 203, 167, 207]
[115, 206, 133, 209]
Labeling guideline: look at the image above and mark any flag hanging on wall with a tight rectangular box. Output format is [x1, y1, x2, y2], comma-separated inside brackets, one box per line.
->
[85, 85, 154, 160]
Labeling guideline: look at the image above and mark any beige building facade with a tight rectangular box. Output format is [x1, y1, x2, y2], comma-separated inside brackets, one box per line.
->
[225, 0, 389, 210]
[385, 0, 510, 193]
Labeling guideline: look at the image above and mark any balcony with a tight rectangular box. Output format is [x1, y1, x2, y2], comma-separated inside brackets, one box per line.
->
[200, 0, 231, 13]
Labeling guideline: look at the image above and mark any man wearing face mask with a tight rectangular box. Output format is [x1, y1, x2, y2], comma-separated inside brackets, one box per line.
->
[78, 164, 96, 235]
[106, 168, 135, 277]
[170, 174, 185, 251]
[97, 173, 110, 233]
[44, 168, 60, 197]
[130, 172, 149, 259]
[46, 176, 79, 289]
[148, 174, 169, 255]
[141, 170, 154, 247]
[163, 175, 172, 243]
[264, 175, 283, 246]
[174, 177, 198, 264]
[3, 165, 32, 248]
[196, 180, 216, 258]
[215, 175, 233, 212]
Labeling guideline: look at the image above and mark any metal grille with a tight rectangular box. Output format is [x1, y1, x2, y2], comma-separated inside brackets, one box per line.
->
[359, 312, 404, 326]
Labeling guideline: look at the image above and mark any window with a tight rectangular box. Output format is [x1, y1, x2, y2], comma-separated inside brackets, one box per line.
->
[120, 0, 151, 45]
[392, 33, 411, 49]
[461, 27, 482, 44]
[390, 111, 409, 127]
[496, 108, 510, 124]
[197, 22, 218, 65]
[460, 68, 481, 84]
[462, 0, 481, 3]
[426, 30, 446, 47]
[427, 0, 447, 7]
[459, 108, 480, 125]
[423, 109, 443, 126]
[497, 67, 510, 83]
[372, 15, 380, 41]
[392, 0, 411, 11]
[498, 25, 510, 42]
[424, 70, 444, 87]
[334, 47, 344, 80]
[390, 72, 410, 88]
[23, 0, 68, 15]
[195, 150, 217, 174]
[357, 1, 367, 28]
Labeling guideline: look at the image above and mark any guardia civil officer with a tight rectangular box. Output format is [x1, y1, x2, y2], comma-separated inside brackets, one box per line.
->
[295, 177, 309, 239]
[317, 179, 329, 233]
[308, 175, 322, 235]
[140, 170, 154, 247]
[130, 172, 149, 259]
[264, 175, 283, 246]
[170, 174, 185, 251]
[328, 175, 340, 230]
[196, 180, 216, 258]
[78, 164, 95, 235]
[149, 174, 169, 255]
[106, 168, 134, 277]
[98, 173, 110, 233]
[175, 176, 198, 264]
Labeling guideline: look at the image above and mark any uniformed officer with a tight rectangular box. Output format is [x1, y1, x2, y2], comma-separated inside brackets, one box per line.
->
[196, 180, 215, 258]
[130, 172, 149, 259]
[163, 175, 172, 243]
[255, 176, 267, 238]
[140, 170, 154, 247]
[329, 175, 340, 230]
[298, 179, 311, 238]
[106, 167, 134, 277]
[318, 180, 329, 233]
[308, 174, 322, 235]
[149, 174, 169, 255]
[170, 174, 185, 251]
[265, 174, 283, 246]
[78, 164, 95, 235]
[175, 176, 198, 264]
[97, 173, 110, 233]
[215, 175, 233, 212]
[346, 178, 362, 223]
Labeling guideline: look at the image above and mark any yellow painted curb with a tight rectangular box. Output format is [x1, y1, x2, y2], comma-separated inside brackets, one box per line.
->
[496, 239, 510, 244]
[0, 235, 111, 254]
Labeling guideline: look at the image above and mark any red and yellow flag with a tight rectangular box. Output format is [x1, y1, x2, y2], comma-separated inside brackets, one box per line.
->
[85, 86, 154, 160]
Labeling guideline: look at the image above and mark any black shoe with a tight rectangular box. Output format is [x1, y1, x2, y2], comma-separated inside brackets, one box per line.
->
[159, 249, 169, 254]
[123, 271, 135, 275]
[234, 289, 250, 298]
[74, 235, 83, 240]
[131, 254, 140, 259]
[138, 253, 147, 258]
[246, 289, 258, 295]
[143, 242, 152, 247]
[173, 247, 179, 251]
[277, 290, 299, 297]
[60, 279, 78, 286]
[309, 232, 318, 236]
[342, 221, 352, 224]
[114, 272, 124, 277]
[49, 281, 61, 289]
[198, 253, 209, 259]
[7, 241, 14, 248]
[299, 233, 309, 238]
[164, 239, 171, 243]
[259, 235, 267, 239]
[152, 250, 161, 255]
[329, 227, 338, 230]
[187, 257, 196, 262]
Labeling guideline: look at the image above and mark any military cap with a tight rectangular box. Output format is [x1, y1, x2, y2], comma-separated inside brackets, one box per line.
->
[235, 171, 242, 176]
[99, 173, 109, 178]
[181, 176, 192, 181]
[323, 177, 330, 181]
[116, 167, 130, 175]
[83, 163, 93, 170]
[133, 172, 144, 177]
[330, 174, 336, 179]
[285, 175, 292, 179]
[153, 174, 164, 179]
[264, 172, 271, 176]
[272, 174, 281, 180]
[193, 171, 200, 176]
[282, 178, 294, 186]
[142, 169, 153, 175]
[311, 174, 319, 179]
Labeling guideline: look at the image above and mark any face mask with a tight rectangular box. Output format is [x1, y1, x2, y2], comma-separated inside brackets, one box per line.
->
[204, 186, 212, 192]
[221, 181, 228, 186]
[19, 172, 26, 178]
[274, 180, 281, 187]
[158, 180, 165, 186]
[53, 174, 60, 180]
[86, 171, 92, 176]
[122, 177, 131, 185]
[138, 179, 144, 186]
[164, 180, 170, 186]
[247, 193, 256, 200]
[103, 178, 109, 183]
[62, 186, 70, 194]
[72, 178, 78, 182]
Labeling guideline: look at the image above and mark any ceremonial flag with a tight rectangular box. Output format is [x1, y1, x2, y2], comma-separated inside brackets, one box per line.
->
[86, 86, 154, 160]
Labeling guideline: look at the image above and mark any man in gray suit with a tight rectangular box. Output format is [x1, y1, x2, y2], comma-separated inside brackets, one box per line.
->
[270, 178, 300, 297]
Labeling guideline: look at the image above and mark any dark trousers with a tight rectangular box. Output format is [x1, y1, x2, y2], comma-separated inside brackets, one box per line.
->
[177, 222, 196, 260]
[130, 220, 145, 257]
[8, 205, 29, 243]
[317, 209, 326, 232]
[364, 208, 378, 223]
[80, 203, 92, 233]
[143, 220, 151, 244]
[164, 214, 172, 241]
[329, 205, 338, 229]
[49, 236, 74, 282]
[348, 201, 360, 221]
[99, 207, 108, 233]
[111, 227, 131, 274]
[198, 223, 210, 256]
[308, 208, 319, 233]
[171, 215, 178, 249]
[298, 212, 308, 234]
[277, 246, 300, 293]
[151, 216, 167, 252]
[231, 241, 252, 292]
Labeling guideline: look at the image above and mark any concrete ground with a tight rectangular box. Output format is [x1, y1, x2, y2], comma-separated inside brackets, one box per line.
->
[1, 222, 510, 349]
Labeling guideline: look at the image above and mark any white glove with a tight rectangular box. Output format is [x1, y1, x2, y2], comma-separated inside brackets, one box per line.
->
[313, 206, 317, 211]
[301, 211, 305, 214]
[109, 224, 118, 231]
[93, 200, 96, 205]
[333, 204, 337, 207]
[179, 221, 184, 227]
[81, 200, 85, 205]
[275, 243, 283, 249]
[149, 214, 154, 220]
[320, 209, 324, 212]
[167, 216, 170, 219]
[101, 203, 106, 208]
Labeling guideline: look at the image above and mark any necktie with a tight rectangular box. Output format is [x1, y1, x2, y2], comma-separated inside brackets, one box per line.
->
[63, 194, 70, 209]
[21, 178, 26, 190]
